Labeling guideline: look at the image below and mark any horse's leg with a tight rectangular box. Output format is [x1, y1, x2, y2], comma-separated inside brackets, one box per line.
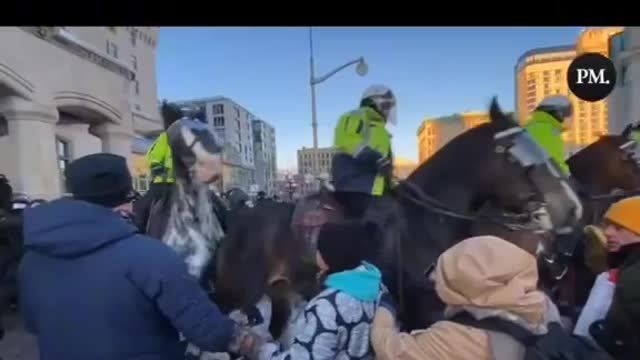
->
[265, 280, 293, 341]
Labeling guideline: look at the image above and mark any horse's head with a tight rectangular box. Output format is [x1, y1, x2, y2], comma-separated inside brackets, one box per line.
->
[160, 119, 226, 278]
[478, 98, 582, 235]
[568, 133, 640, 193]
[411, 97, 581, 237]
[166, 118, 224, 186]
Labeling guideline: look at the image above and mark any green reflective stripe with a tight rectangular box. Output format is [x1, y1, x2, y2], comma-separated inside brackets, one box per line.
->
[153, 176, 175, 184]
[372, 175, 385, 195]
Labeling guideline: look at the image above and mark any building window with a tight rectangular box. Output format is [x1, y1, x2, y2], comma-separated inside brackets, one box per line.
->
[620, 65, 627, 87]
[134, 80, 140, 96]
[213, 116, 225, 127]
[107, 27, 117, 33]
[0, 115, 7, 137]
[56, 138, 71, 184]
[130, 30, 137, 47]
[106, 41, 118, 58]
[134, 104, 141, 111]
[134, 176, 150, 193]
[131, 55, 138, 70]
[212, 104, 224, 114]
[235, 107, 241, 118]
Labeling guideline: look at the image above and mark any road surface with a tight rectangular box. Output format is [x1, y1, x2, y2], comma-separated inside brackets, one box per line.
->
[0, 311, 38, 360]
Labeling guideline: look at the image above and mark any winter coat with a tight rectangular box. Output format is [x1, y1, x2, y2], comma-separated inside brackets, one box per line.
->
[592, 243, 640, 359]
[332, 107, 392, 196]
[147, 131, 175, 184]
[524, 111, 569, 176]
[371, 235, 561, 360]
[254, 262, 382, 360]
[18, 199, 234, 360]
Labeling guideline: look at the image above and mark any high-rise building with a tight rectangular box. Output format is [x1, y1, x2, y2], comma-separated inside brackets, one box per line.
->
[0, 27, 161, 198]
[515, 28, 623, 152]
[171, 96, 258, 192]
[252, 119, 277, 196]
[515, 45, 576, 126]
[608, 27, 640, 137]
[417, 112, 491, 163]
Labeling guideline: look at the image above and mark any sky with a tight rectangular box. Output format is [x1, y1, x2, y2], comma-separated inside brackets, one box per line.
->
[156, 27, 583, 170]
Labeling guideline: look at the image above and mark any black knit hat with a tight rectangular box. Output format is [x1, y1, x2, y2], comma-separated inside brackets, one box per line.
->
[64, 153, 136, 208]
[317, 220, 379, 273]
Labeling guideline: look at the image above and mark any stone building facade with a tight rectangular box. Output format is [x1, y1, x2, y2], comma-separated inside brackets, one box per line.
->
[0, 27, 161, 199]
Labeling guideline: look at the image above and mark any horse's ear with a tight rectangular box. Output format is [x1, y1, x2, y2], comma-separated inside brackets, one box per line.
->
[489, 97, 516, 129]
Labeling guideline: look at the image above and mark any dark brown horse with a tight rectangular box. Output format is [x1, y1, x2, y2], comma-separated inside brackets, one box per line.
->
[212, 98, 583, 338]
[555, 125, 640, 320]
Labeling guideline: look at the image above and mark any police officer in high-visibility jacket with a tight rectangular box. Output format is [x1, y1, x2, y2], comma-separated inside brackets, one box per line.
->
[147, 102, 180, 188]
[147, 132, 174, 186]
[524, 95, 574, 176]
[133, 101, 182, 231]
[331, 85, 396, 219]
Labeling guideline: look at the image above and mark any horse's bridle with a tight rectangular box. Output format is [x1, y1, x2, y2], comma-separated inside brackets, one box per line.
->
[393, 127, 577, 306]
[396, 179, 547, 232]
[395, 127, 557, 233]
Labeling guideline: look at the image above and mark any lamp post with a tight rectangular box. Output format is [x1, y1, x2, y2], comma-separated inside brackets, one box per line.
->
[308, 27, 368, 177]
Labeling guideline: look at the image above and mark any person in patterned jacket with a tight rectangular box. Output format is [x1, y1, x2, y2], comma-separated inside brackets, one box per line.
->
[236, 220, 383, 360]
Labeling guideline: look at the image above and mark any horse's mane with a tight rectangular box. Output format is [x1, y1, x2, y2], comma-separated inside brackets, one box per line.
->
[162, 180, 225, 278]
[567, 134, 629, 187]
[407, 98, 518, 183]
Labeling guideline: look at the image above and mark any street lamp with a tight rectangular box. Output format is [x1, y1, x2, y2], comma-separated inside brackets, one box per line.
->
[308, 27, 368, 180]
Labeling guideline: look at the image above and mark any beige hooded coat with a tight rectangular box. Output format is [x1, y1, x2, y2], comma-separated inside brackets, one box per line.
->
[371, 235, 561, 360]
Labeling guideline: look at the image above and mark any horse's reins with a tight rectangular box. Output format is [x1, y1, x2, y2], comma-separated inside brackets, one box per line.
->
[383, 176, 543, 325]
[589, 188, 640, 201]
[393, 177, 543, 232]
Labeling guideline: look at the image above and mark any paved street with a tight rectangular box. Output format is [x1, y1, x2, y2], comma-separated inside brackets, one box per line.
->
[0, 311, 38, 360]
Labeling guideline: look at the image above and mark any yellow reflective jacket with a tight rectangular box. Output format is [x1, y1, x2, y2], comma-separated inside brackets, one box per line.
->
[146, 132, 175, 184]
[524, 111, 570, 176]
[331, 107, 392, 196]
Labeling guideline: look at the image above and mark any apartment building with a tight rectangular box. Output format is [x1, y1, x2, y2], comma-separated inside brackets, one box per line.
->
[171, 96, 257, 192]
[296, 146, 336, 195]
[515, 28, 623, 151]
[0, 26, 161, 199]
[252, 119, 277, 195]
[608, 27, 640, 136]
[297, 146, 336, 176]
[417, 111, 491, 163]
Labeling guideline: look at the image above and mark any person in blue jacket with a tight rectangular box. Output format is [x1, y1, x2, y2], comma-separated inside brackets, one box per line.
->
[18, 153, 236, 360]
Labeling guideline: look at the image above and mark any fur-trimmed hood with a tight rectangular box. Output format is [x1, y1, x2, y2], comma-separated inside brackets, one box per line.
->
[371, 235, 560, 360]
[434, 235, 548, 328]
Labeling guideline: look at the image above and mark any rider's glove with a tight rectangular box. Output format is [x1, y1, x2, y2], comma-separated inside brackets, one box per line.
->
[376, 157, 393, 177]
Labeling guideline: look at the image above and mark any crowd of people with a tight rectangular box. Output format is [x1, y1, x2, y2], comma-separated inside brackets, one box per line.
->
[0, 87, 638, 360]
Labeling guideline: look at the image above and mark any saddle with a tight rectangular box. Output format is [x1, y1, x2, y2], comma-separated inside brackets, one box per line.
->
[291, 188, 345, 246]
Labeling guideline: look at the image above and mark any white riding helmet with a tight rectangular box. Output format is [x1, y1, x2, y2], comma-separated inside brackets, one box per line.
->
[537, 95, 573, 120]
[361, 85, 397, 125]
